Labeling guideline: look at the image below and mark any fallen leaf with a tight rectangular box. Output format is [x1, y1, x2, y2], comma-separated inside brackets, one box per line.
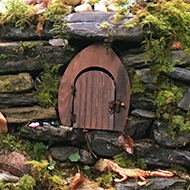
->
[172, 41, 182, 50]
[36, 21, 44, 37]
[95, 158, 109, 172]
[68, 173, 86, 190]
[118, 134, 134, 154]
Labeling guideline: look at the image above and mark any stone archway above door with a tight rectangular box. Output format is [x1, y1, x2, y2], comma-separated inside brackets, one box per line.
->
[58, 43, 130, 132]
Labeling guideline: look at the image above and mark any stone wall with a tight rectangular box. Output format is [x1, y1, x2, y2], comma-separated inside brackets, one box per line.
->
[1, 12, 190, 189]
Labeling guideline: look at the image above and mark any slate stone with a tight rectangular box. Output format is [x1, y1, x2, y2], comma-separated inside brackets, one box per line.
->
[177, 88, 190, 111]
[172, 50, 190, 66]
[143, 144, 190, 168]
[167, 67, 190, 82]
[133, 139, 154, 158]
[90, 131, 120, 157]
[0, 24, 54, 41]
[1, 13, 144, 42]
[0, 41, 77, 74]
[0, 93, 39, 108]
[131, 109, 156, 119]
[20, 125, 85, 146]
[125, 117, 152, 139]
[122, 53, 148, 69]
[64, 12, 144, 42]
[49, 146, 79, 162]
[0, 173, 19, 183]
[114, 177, 187, 190]
[0, 73, 33, 93]
[1, 106, 57, 123]
[49, 146, 96, 165]
[79, 149, 96, 165]
[139, 68, 153, 84]
[130, 98, 157, 111]
[152, 120, 190, 148]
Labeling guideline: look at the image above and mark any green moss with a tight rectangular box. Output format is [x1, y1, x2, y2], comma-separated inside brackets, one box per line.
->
[16, 174, 36, 190]
[27, 160, 67, 190]
[0, 54, 15, 59]
[113, 152, 135, 168]
[43, 3, 71, 21]
[34, 63, 62, 108]
[1, 0, 37, 30]
[121, 0, 190, 137]
[85, 0, 99, 6]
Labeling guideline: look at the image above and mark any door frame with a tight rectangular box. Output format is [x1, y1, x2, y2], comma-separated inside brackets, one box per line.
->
[58, 43, 130, 132]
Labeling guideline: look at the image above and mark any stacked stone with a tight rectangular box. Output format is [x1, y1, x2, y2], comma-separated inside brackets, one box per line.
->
[1, 12, 190, 189]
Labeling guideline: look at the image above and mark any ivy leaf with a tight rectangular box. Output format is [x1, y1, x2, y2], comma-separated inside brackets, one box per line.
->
[84, 165, 91, 175]
[68, 153, 80, 162]
[34, 142, 47, 152]
[48, 160, 56, 170]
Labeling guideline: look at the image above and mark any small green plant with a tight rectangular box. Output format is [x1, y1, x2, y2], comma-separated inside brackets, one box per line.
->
[43, 3, 71, 21]
[121, 0, 190, 137]
[48, 160, 56, 170]
[169, 115, 190, 139]
[27, 160, 67, 189]
[1, 0, 37, 30]
[84, 165, 91, 175]
[16, 174, 36, 190]
[51, 19, 70, 40]
[68, 153, 80, 162]
[0, 54, 8, 59]
[35, 63, 62, 108]
[0, 132, 27, 154]
[0, 181, 14, 190]
[33, 142, 48, 161]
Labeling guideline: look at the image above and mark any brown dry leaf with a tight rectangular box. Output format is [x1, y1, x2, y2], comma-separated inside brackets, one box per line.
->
[69, 173, 85, 190]
[172, 41, 182, 50]
[118, 134, 134, 154]
[69, 172, 104, 190]
[95, 158, 110, 172]
[36, 21, 43, 37]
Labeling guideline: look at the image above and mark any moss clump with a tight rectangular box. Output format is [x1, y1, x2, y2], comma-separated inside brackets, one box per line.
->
[121, 0, 190, 137]
[1, 0, 37, 30]
[35, 63, 62, 108]
[27, 160, 67, 190]
[43, 2, 71, 21]
[16, 174, 36, 190]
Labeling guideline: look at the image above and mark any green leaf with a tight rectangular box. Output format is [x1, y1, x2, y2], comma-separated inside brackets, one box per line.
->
[48, 160, 56, 170]
[68, 153, 80, 162]
[34, 142, 47, 152]
[84, 165, 91, 175]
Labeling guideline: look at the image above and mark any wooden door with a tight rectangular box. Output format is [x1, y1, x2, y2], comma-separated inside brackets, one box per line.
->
[73, 70, 115, 130]
[58, 43, 130, 132]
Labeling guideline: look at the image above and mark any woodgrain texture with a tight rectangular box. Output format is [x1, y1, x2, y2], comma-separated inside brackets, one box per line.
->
[58, 43, 130, 132]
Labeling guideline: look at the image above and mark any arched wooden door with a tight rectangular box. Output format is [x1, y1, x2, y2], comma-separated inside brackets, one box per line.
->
[73, 70, 115, 130]
[58, 43, 130, 132]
